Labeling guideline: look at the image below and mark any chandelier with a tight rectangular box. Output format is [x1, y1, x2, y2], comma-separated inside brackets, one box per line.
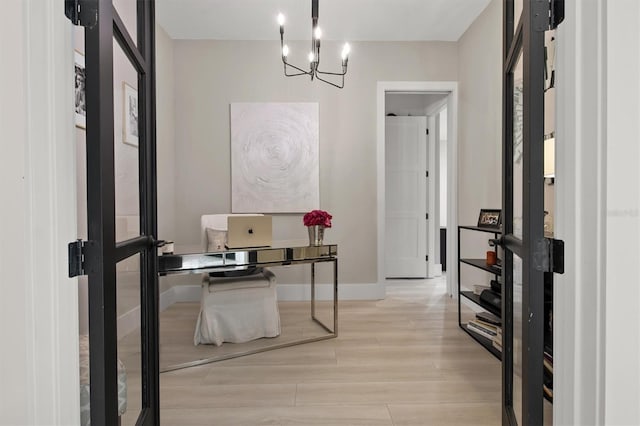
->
[277, 0, 351, 89]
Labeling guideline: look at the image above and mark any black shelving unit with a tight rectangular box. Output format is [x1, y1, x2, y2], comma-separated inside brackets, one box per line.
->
[457, 225, 502, 360]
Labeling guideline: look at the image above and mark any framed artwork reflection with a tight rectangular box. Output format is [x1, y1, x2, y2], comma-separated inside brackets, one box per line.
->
[74, 50, 86, 129]
[123, 82, 139, 147]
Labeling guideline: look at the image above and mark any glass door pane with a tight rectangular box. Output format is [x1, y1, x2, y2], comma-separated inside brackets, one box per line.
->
[512, 253, 524, 424]
[114, 37, 140, 242]
[513, 52, 524, 240]
[117, 254, 142, 425]
[514, 0, 523, 33]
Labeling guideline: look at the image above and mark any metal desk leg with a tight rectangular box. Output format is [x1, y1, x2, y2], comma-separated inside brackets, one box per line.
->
[334, 258, 338, 336]
[311, 262, 316, 319]
[310, 259, 338, 335]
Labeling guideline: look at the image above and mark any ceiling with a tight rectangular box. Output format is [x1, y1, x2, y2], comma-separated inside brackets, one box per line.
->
[156, 0, 492, 42]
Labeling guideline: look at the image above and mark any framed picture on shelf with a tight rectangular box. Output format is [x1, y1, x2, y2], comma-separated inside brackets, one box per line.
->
[122, 82, 139, 147]
[477, 209, 501, 229]
[74, 51, 86, 129]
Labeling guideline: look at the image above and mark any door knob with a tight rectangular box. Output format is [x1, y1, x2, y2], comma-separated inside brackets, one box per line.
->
[488, 237, 505, 248]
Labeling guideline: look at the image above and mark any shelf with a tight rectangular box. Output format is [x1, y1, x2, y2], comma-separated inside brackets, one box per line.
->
[460, 290, 501, 317]
[460, 323, 501, 360]
[460, 290, 483, 305]
[458, 225, 502, 234]
[460, 258, 502, 275]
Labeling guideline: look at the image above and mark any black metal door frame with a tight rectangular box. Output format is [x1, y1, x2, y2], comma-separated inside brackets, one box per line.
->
[502, 0, 547, 424]
[83, 1, 159, 424]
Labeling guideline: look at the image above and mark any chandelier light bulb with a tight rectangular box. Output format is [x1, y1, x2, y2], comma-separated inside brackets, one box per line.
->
[308, 52, 315, 62]
[314, 26, 322, 39]
[282, 45, 289, 57]
[341, 43, 351, 60]
[277, 13, 285, 26]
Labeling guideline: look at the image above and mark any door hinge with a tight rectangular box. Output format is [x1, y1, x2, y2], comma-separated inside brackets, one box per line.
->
[425, 255, 429, 261]
[68, 239, 87, 277]
[533, 238, 565, 274]
[426, 213, 429, 220]
[64, 0, 97, 28]
[426, 171, 429, 178]
[426, 128, 429, 135]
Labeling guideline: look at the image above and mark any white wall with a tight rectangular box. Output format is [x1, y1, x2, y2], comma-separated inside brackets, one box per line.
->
[456, 0, 502, 289]
[156, 24, 177, 248]
[604, 1, 640, 423]
[457, 0, 502, 226]
[169, 39, 458, 287]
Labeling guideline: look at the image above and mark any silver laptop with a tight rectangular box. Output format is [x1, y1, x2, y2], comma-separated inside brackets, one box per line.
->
[226, 215, 272, 249]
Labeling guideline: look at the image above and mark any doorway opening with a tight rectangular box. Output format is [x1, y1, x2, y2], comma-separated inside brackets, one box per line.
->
[376, 81, 459, 295]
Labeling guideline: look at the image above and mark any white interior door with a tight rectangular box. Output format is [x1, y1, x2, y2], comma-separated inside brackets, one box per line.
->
[385, 116, 428, 278]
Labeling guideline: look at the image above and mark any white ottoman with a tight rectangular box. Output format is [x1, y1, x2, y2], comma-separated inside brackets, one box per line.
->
[193, 268, 281, 346]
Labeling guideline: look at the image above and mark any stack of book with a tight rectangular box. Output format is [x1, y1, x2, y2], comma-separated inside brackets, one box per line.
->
[466, 312, 501, 344]
[493, 327, 503, 352]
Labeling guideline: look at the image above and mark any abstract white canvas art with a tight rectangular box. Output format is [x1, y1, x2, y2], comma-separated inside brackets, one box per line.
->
[230, 103, 319, 213]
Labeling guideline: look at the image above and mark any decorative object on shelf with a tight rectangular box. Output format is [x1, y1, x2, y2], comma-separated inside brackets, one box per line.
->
[486, 250, 497, 266]
[277, 0, 351, 89]
[477, 208, 502, 229]
[303, 209, 332, 246]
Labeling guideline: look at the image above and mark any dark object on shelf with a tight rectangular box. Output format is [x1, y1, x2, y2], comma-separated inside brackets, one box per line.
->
[476, 311, 501, 326]
[490, 279, 501, 294]
[477, 208, 502, 229]
[479, 289, 502, 316]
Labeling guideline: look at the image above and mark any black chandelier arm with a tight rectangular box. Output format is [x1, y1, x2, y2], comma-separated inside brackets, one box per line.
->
[316, 68, 348, 77]
[283, 60, 312, 77]
[315, 72, 345, 89]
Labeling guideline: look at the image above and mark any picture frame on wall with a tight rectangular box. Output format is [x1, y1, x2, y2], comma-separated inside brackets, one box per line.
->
[74, 50, 86, 129]
[477, 209, 502, 229]
[123, 82, 139, 147]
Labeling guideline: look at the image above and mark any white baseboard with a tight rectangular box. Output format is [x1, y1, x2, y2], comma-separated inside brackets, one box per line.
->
[117, 281, 385, 337]
[429, 263, 443, 277]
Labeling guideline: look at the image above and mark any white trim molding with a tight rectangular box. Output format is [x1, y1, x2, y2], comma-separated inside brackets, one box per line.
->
[376, 81, 458, 296]
[0, 1, 79, 424]
[555, 0, 607, 424]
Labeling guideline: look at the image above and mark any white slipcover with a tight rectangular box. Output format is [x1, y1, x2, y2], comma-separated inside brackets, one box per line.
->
[194, 214, 281, 346]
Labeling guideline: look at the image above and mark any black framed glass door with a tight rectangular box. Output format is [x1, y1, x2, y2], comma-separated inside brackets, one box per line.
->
[81, 1, 159, 424]
[501, 0, 561, 424]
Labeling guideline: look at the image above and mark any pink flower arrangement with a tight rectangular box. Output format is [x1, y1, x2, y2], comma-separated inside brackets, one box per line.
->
[303, 209, 332, 228]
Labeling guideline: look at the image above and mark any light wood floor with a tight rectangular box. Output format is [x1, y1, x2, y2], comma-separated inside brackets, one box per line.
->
[150, 277, 506, 425]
